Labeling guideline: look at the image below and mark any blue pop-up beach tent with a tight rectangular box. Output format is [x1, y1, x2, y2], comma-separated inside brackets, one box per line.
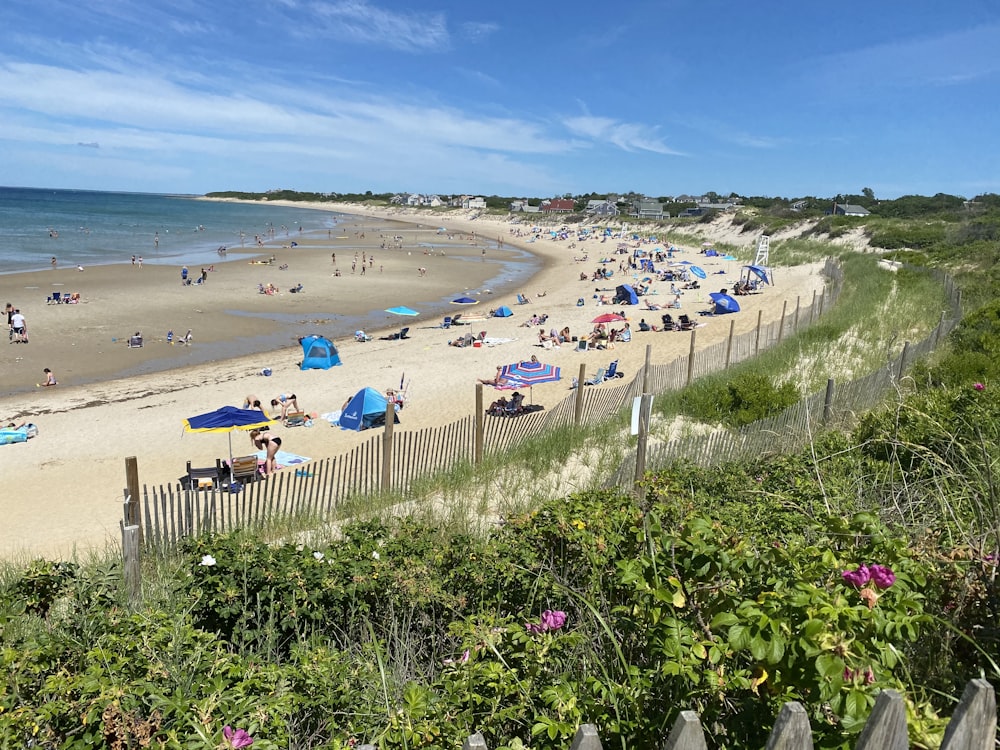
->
[614, 284, 639, 305]
[494, 305, 513, 318]
[339, 387, 399, 431]
[300, 335, 341, 370]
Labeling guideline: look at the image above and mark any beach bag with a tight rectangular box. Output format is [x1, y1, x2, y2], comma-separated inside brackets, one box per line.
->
[229, 480, 243, 494]
[259, 367, 272, 377]
[577, 298, 585, 306]
[26, 423, 38, 438]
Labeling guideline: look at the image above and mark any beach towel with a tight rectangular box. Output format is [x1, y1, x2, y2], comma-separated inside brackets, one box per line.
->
[254, 449, 312, 468]
[482, 337, 516, 346]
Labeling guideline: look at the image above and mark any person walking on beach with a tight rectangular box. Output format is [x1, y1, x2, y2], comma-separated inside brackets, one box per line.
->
[181, 265, 189, 284]
[138, 256, 143, 268]
[10, 309, 27, 343]
[131, 255, 136, 266]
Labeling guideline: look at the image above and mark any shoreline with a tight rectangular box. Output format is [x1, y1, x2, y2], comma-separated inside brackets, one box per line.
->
[0, 202, 828, 560]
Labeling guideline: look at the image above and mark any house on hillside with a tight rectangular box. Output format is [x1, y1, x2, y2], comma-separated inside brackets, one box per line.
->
[631, 199, 665, 219]
[833, 203, 871, 217]
[791, 200, 808, 212]
[542, 198, 575, 213]
[463, 196, 487, 210]
[586, 199, 619, 217]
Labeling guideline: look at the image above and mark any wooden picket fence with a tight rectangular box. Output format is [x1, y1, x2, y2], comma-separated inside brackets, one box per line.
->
[374, 678, 995, 750]
[127, 259, 960, 548]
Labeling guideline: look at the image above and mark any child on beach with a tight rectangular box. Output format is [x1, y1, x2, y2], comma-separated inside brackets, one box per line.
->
[39, 368, 57, 387]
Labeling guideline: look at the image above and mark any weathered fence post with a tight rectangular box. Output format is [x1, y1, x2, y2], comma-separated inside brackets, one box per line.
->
[897, 341, 911, 382]
[755, 309, 763, 356]
[793, 295, 800, 333]
[724, 319, 735, 368]
[940, 678, 996, 750]
[818, 289, 825, 318]
[574, 363, 587, 425]
[642, 343, 652, 393]
[809, 289, 817, 325]
[777, 300, 788, 342]
[765, 701, 813, 750]
[125, 456, 143, 543]
[121, 523, 141, 604]
[475, 383, 484, 464]
[822, 379, 835, 426]
[855, 689, 907, 750]
[633, 393, 653, 504]
[663, 710, 707, 750]
[686, 327, 697, 386]
[462, 733, 488, 750]
[381, 402, 394, 493]
[569, 724, 602, 750]
[932, 309, 947, 349]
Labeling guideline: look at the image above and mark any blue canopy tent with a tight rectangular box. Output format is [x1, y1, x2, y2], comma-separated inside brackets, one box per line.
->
[300, 335, 341, 370]
[339, 387, 400, 431]
[451, 296, 479, 305]
[709, 292, 741, 314]
[614, 284, 638, 305]
[493, 306, 513, 318]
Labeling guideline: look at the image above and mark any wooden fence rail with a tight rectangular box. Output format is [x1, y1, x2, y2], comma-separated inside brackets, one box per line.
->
[132, 259, 960, 548]
[357, 679, 994, 750]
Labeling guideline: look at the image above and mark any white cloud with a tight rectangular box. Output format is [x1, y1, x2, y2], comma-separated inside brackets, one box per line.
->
[308, 0, 450, 52]
[563, 115, 682, 155]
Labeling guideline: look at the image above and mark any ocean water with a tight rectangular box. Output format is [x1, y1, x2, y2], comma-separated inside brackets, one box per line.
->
[0, 187, 342, 274]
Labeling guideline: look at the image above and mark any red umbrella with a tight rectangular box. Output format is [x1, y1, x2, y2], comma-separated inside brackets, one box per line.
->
[591, 312, 627, 324]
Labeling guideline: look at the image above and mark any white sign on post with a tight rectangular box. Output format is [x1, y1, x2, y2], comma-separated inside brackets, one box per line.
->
[630, 396, 651, 435]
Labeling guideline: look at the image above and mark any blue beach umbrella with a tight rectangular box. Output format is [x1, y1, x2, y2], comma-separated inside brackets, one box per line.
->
[385, 306, 419, 317]
[183, 405, 275, 483]
[451, 296, 478, 305]
[690, 265, 707, 279]
[709, 292, 741, 314]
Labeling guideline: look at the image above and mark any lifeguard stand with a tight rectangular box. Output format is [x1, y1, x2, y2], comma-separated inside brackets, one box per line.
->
[753, 234, 770, 268]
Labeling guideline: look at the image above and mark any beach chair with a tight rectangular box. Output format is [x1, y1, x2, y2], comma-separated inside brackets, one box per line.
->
[441, 316, 453, 329]
[516, 293, 531, 305]
[228, 455, 260, 485]
[128, 334, 144, 348]
[185, 461, 221, 490]
[504, 392, 526, 416]
[583, 367, 606, 386]
[576, 339, 588, 352]
[47, 292, 62, 304]
[678, 314, 695, 331]
[661, 314, 679, 331]
[605, 360, 623, 379]
[284, 411, 307, 427]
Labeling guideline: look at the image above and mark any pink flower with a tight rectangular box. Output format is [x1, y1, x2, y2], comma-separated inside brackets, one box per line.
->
[842, 564, 871, 588]
[223, 726, 254, 748]
[444, 649, 471, 665]
[869, 564, 896, 589]
[525, 609, 568, 635]
[541, 610, 567, 631]
[864, 667, 876, 685]
[974, 383, 985, 391]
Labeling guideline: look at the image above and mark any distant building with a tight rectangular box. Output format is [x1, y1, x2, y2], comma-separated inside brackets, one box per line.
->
[463, 196, 487, 210]
[791, 200, 808, 212]
[586, 199, 619, 217]
[541, 198, 576, 213]
[833, 203, 871, 217]
[678, 207, 705, 218]
[631, 199, 665, 219]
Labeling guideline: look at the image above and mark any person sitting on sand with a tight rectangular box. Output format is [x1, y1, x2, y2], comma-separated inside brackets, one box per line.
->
[559, 326, 571, 343]
[478, 366, 506, 386]
[40, 367, 57, 387]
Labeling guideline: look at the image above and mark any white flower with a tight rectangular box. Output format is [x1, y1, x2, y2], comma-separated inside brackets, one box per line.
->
[313, 551, 325, 561]
[199, 554, 217, 567]
[372, 551, 380, 560]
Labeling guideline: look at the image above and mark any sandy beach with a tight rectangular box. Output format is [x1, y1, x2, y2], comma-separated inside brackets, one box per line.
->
[0, 203, 827, 560]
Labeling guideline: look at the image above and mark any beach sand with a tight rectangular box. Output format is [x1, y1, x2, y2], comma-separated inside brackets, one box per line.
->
[0, 203, 827, 560]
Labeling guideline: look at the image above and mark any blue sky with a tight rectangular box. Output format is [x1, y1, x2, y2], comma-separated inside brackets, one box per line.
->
[1, 1, 998, 199]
